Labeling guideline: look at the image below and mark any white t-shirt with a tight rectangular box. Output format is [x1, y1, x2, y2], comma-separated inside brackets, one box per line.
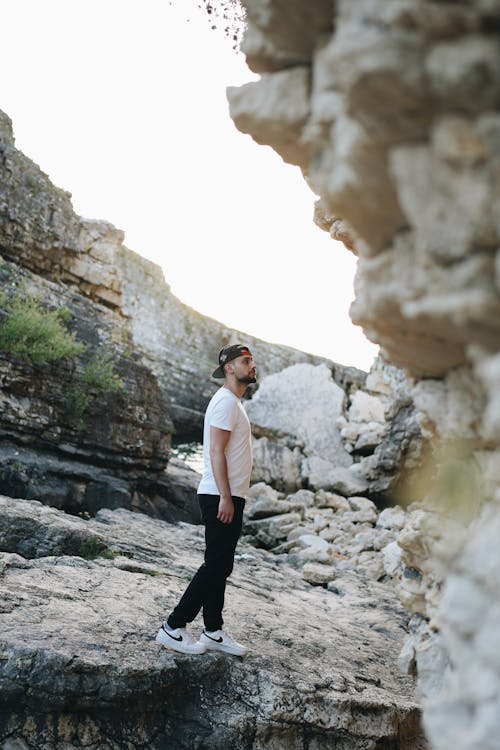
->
[197, 386, 252, 499]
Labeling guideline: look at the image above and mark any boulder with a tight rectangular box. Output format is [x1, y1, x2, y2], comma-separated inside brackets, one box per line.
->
[383, 541, 404, 578]
[348, 391, 386, 424]
[251, 435, 302, 491]
[245, 363, 353, 469]
[247, 482, 281, 502]
[285, 488, 315, 508]
[246, 497, 300, 520]
[377, 506, 407, 531]
[314, 490, 351, 511]
[302, 561, 337, 585]
[304, 461, 369, 495]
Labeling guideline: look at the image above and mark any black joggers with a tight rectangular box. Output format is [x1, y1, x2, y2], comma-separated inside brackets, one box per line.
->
[167, 494, 245, 632]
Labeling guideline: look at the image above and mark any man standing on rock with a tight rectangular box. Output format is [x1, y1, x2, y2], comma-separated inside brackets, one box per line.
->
[156, 344, 257, 657]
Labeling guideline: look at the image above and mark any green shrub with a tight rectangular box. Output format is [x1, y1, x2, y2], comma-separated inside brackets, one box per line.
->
[83, 352, 125, 393]
[78, 536, 115, 560]
[56, 306, 73, 323]
[64, 386, 88, 430]
[64, 352, 125, 429]
[0, 292, 83, 364]
[0, 289, 127, 431]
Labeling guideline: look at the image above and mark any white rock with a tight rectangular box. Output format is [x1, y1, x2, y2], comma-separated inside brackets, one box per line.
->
[415, 629, 449, 701]
[287, 525, 315, 541]
[411, 366, 484, 440]
[304, 460, 369, 495]
[303, 511, 331, 533]
[286, 489, 315, 508]
[247, 483, 280, 502]
[475, 352, 500, 443]
[251, 436, 303, 491]
[377, 506, 407, 531]
[319, 527, 342, 543]
[396, 568, 428, 616]
[228, 67, 311, 168]
[348, 391, 386, 423]
[353, 422, 386, 452]
[382, 541, 404, 578]
[365, 369, 393, 396]
[354, 552, 385, 581]
[245, 363, 353, 468]
[265, 512, 303, 539]
[302, 562, 337, 585]
[297, 534, 330, 552]
[348, 496, 378, 524]
[340, 422, 363, 443]
[293, 547, 335, 565]
[314, 490, 351, 511]
[246, 497, 301, 521]
[351, 528, 394, 554]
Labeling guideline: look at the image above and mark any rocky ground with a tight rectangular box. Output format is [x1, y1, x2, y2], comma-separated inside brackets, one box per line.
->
[0, 494, 427, 750]
[244, 482, 409, 585]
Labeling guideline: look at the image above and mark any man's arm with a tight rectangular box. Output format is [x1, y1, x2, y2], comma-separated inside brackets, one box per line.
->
[210, 426, 234, 523]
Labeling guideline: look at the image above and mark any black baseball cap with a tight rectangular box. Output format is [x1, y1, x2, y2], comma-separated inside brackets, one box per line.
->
[212, 344, 253, 378]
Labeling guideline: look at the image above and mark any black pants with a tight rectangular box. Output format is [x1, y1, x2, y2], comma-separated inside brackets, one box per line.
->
[167, 494, 245, 632]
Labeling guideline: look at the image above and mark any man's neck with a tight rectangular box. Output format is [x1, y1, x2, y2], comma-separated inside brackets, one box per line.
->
[223, 380, 247, 399]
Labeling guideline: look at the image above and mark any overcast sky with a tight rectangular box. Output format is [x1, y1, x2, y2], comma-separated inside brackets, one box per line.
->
[1, 0, 379, 371]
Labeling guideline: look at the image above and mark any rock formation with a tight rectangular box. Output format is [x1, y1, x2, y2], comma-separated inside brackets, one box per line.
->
[0, 107, 348, 521]
[0, 495, 427, 750]
[0, 98, 433, 747]
[117, 247, 344, 438]
[228, 3, 500, 749]
[0, 100, 432, 747]
[247, 359, 423, 502]
[5, 0, 500, 743]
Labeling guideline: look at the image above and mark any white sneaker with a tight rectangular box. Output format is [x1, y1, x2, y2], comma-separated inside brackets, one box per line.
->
[200, 629, 247, 656]
[155, 623, 206, 655]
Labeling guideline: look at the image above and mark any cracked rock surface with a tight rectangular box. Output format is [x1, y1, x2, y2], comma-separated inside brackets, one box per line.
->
[0, 495, 426, 749]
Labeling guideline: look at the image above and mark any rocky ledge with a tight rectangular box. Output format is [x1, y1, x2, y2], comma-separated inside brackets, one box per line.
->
[0, 495, 427, 750]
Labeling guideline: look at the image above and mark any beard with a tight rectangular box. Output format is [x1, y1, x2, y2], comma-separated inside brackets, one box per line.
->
[238, 374, 257, 385]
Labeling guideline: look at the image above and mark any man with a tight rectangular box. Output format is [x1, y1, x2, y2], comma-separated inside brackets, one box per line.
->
[156, 344, 257, 656]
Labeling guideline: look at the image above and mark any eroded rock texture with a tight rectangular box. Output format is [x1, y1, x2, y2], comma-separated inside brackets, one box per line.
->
[0, 108, 338, 442]
[0, 111, 123, 310]
[0, 495, 427, 750]
[117, 248, 344, 437]
[247, 360, 423, 502]
[228, 3, 500, 749]
[0, 108, 349, 522]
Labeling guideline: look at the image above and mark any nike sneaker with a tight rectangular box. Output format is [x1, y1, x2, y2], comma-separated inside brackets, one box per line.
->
[155, 623, 206, 655]
[200, 629, 247, 656]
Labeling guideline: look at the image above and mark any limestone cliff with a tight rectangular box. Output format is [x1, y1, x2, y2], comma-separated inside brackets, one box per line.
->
[228, 3, 500, 749]
[0, 106, 360, 522]
[117, 246, 358, 437]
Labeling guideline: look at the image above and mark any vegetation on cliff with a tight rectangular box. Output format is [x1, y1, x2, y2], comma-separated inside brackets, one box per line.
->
[0, 287, 83, 365]
[0, 281, 125, 430]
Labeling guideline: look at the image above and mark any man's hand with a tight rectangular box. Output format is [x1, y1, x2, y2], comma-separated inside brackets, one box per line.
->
[217, 495, 234, 524]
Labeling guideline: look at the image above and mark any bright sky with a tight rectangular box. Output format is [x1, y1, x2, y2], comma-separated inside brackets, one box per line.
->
[1, 0, 378, 371]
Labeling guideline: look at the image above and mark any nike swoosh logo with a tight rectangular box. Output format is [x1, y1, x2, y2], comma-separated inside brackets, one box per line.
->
[204, 633, 223, 643]
[163, 626, 182, 642]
